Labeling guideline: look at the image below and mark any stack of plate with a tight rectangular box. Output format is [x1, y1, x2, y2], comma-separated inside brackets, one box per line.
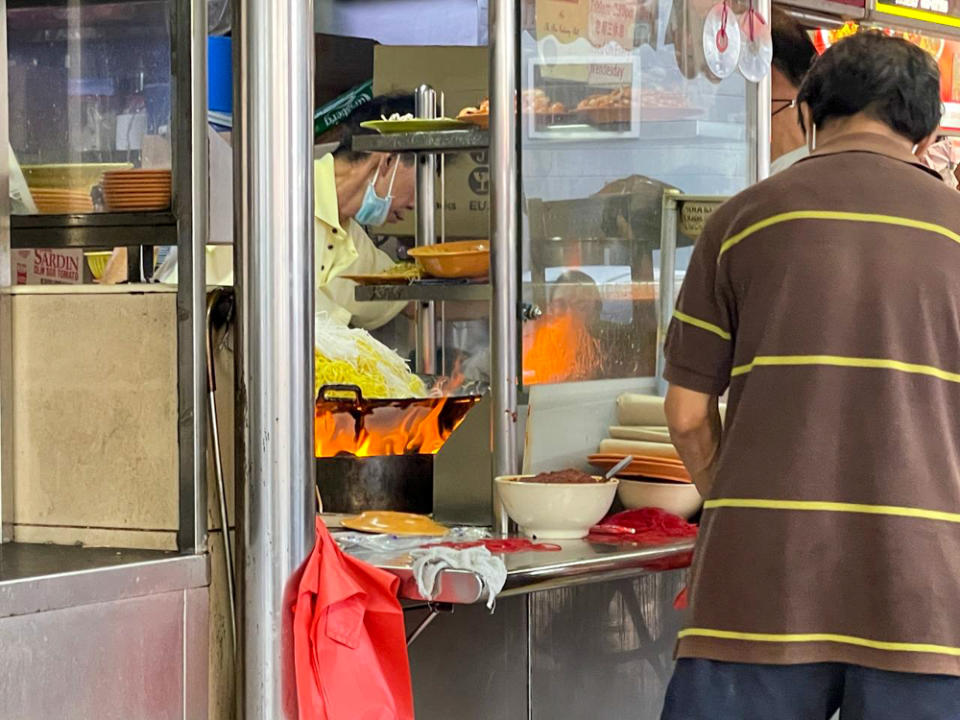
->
[587, 453, 692, 483]
[31, 188, 94, 214]
[102, 169, 171, 211]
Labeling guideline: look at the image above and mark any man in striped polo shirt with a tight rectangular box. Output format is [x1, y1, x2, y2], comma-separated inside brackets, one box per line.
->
[661, 33, 960, 718]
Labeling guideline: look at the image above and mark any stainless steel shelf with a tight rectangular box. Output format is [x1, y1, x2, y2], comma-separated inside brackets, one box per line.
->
[353, 129, 489, 153]
[339, 531, 696, 604]
[355, 282, 491, 303]
[11, 211, 177, 249]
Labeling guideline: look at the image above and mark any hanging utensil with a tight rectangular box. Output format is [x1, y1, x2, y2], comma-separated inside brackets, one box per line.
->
[702, 0, 742, 79]
[738, 1, 773, 82]
[206, 288, 237, 658]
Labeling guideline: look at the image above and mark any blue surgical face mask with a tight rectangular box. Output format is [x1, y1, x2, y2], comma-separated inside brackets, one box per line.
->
[354, 159, 399, 226]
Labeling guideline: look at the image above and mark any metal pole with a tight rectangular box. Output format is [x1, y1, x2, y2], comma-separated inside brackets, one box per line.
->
[173, 0, 208, 554]
[415, 85, 437, 375]
[748, 0, 772, 184]
[656, 191, 680, 395]
[234, 0, 315, 716]
[0, 0, 11, 543]
[489, 0, 519, 534]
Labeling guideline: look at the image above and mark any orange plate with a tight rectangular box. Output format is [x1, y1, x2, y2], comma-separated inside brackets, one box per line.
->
[589, 453, 685, 467]
[588, 455, 692, 483]
[341, 273, 416, 286]
[104, 193, 172, 200]
[408, 239, 489, 279]
[105, 201, 171, 211]
[102, 184, 171, 192]
[341, 511, 448, 536]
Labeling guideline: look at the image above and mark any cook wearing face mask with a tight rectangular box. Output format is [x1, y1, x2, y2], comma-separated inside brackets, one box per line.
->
[315, 134, 416, 329]
[146, 95, 417, 332]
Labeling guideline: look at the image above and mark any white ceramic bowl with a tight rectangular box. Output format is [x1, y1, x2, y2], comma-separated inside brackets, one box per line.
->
[617, 478, 703, 519]
[495, 474, 619, 540]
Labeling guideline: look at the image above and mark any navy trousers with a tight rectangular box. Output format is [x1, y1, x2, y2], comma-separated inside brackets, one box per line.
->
[662, 658, 960, 720]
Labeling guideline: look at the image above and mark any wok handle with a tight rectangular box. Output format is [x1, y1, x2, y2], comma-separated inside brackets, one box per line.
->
[317, 384, 364, 403]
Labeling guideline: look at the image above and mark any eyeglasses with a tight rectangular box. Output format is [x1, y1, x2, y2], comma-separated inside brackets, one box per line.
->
[772, 98, 797, 118]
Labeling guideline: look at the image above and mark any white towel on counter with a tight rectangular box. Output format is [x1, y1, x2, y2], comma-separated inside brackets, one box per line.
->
[410, 546, 507, 611]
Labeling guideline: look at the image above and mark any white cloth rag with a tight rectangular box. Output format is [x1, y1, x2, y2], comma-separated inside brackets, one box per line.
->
[409, 546, 507, 611]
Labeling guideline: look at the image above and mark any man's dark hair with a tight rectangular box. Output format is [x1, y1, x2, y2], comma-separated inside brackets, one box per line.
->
[797, 32, 942, 143]
[771, 7, 817, 89]
[323, 93, 416, 164]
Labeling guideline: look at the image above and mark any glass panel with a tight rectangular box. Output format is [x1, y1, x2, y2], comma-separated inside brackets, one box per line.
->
[7, 0, 172, 216]
[519, 0, 752, 387]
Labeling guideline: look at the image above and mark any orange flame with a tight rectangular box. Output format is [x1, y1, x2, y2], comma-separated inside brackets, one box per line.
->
[315, 394, 479, 458]
[522, 310, 602, 385]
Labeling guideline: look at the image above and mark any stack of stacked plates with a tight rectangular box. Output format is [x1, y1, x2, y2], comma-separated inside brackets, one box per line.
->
[587, 453, 692, 483]
[31, 188, 94, 214]
[102, 169, 171, 211]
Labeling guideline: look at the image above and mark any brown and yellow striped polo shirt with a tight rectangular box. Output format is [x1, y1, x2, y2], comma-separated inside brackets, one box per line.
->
[665, 132, 960, 676]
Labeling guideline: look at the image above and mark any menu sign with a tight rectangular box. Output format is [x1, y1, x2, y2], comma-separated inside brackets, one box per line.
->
[874, 0, 960, 27]
[537, 0, 656, 50]
[536, 0, 590, 44]
[588, 0, 639, 50]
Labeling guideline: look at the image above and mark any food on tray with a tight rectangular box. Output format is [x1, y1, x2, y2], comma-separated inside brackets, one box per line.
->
[577, 87, 690, 113]
[523, 468, 606, 484]
[460, 99, 490, 116]
[578, 86, 633, 110]
[458, 90, 567, 119]
[314, 315, 427, 399]
[381, 112, 415, 121]
[384, 262, 421, 278]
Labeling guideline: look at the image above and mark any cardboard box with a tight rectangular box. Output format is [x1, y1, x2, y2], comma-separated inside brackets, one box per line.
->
[13, 249, 85, 285]
[373, 45, 490, 239]
[316, 33, 377, 110]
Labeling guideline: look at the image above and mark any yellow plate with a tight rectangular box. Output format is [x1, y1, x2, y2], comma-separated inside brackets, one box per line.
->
[360, 118, 469, 134]
[22, 162, 133, 191]
[341, 511, 448, 536]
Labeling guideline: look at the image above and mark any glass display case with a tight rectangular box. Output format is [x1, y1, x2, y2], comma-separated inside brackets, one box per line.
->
[519, 0, 753, 387]
[7, 0, 172, 217]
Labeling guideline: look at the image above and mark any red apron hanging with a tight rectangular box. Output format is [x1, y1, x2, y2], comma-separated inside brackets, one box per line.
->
[293, 518, 415, 720]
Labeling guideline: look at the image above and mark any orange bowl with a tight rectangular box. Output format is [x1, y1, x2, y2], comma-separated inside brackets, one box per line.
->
[407, 240, 489, 278]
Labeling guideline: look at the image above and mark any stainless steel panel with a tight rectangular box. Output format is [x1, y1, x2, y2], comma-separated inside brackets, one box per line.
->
[656, 192, 679, 393]
[0, 590, 187, 719]
[352, 128, 489, 153]
[529, 571, 687, 720]
[0, 546, 208, 619]
[345, 536, 694, 604]
[406, 595, 527, 719]
[173, 0, 209, 554]
[0, 0, 11, 544]
[748, 0, 772, 184]
[233, 0, 316, 716]
[184, 586, 211, 720]
[433, 395, 494, 525]
[489, 0, 520, 535]
[415, 85, 437, 376]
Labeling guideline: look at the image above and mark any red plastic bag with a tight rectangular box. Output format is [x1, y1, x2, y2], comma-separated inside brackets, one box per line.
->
[293, 518, 415, 720]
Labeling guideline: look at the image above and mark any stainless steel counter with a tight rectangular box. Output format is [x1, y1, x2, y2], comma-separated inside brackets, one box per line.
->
[0, 542, 209, 619]
[344, 536, 695, 604]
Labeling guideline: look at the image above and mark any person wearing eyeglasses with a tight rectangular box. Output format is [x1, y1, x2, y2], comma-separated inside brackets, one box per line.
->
[769, 7, 818, 174]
